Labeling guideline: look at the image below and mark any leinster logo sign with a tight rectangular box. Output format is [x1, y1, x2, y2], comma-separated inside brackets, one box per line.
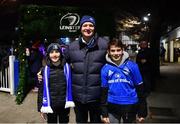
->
[59, 13, 80, 32]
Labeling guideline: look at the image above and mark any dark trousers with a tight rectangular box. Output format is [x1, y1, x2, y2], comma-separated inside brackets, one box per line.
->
[47, 108, 70, 123]
[31, 72, 39, 88]
[108, 103, 137, 123]
[141, 71, 152, 96]
[74, 101, 101, 123]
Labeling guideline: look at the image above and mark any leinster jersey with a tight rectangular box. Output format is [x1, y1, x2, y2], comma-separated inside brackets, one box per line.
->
[101, 60, 143, 105]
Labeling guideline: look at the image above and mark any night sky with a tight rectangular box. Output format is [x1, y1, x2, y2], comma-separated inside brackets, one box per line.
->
[0, 0, 180, 44]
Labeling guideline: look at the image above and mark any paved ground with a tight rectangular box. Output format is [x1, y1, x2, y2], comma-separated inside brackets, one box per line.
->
[0, 62, 180, 123]
[146, 63, 180, 122]
[0, 91, 76, 123]
[0, 91, 44, 123]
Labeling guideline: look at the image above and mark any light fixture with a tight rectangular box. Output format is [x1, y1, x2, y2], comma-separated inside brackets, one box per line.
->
[147, 13, 151, 16]
[143, 16, 149, 22]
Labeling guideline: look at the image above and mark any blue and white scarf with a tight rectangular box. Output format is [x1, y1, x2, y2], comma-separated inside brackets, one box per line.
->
[40, 63, 75, 113]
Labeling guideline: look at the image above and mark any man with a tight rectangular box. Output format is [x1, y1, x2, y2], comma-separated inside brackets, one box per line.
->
[101, 39, 146, 123]
[136, 40, 153, 120]
[64, 15, 108, 123]
[160, 43, 166, 65]
[136, 41, 153, 96]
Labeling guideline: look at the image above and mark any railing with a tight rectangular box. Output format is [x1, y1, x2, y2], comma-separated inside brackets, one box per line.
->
[0, 67, 10, 92]
[0, 55, 17, 95]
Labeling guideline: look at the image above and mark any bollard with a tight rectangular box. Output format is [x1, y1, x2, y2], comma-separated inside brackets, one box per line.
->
[9, 55, 15, 95]
[14, 59, 19, 95]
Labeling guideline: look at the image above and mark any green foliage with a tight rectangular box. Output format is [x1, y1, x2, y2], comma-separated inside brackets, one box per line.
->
[15, 39, 33, 105]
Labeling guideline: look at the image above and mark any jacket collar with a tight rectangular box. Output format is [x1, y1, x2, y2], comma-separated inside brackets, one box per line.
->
[79, 35, 98, 50]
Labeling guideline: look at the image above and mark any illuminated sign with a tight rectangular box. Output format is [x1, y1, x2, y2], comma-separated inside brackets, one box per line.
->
[59, 13, 80, 32]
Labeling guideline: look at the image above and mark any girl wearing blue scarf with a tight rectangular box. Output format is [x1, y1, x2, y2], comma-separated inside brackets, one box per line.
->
[37, 43, 74, 123]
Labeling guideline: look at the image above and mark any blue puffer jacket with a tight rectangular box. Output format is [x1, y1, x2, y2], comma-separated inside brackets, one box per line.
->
[65, 37, 108, 103]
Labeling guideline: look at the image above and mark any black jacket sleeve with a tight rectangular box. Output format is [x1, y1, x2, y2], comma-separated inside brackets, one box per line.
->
[135, 83, 148, 118]
[135, 83, 144, 100]
[100, 87, 109, 117]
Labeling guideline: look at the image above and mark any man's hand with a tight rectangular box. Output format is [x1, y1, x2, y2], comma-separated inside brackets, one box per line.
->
[136, 116, 145, 123]
[37, 70, 42, 82]
[141, 59, 147, 64]
[101, 117, 110, 123]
